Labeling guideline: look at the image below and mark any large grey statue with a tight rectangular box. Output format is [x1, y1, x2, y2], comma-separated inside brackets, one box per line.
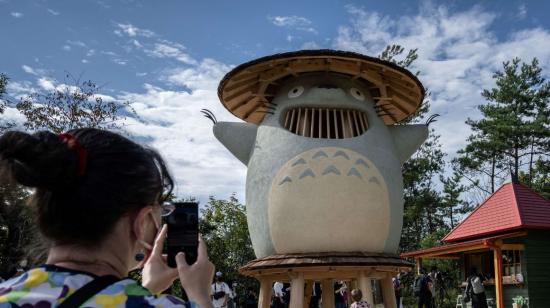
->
[211, 50, 428, 258]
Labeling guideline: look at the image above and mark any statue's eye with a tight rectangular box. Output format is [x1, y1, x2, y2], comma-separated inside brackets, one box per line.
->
[350, 88, 365, 101]
[288, 86, 304, 98]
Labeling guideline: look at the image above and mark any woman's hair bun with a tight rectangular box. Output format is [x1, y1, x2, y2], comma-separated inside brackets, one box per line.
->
[0, 130, 79, 190]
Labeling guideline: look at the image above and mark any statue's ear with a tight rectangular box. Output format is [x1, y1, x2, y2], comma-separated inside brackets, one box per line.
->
[388, 124, 429, 164]
[213, 122, 258, 165]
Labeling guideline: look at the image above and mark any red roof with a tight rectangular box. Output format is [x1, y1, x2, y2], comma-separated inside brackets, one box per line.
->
[443, 182, 550, 243]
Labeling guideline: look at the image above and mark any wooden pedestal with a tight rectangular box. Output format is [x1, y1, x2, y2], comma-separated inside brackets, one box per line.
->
[240, 252, 413, 308]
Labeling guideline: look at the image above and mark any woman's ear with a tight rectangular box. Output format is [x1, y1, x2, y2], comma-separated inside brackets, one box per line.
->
[132, 206, 153, 241]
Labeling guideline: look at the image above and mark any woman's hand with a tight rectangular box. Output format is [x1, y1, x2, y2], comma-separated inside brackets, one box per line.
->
[177, 235, 215, 308]
[141, 225, 179, 294]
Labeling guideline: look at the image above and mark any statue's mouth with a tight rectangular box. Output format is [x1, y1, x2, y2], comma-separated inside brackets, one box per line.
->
[282, 107, 368, 139]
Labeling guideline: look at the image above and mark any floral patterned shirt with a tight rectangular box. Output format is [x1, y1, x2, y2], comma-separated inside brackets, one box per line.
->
[350, 300, 371, 308]
[0, 265, 191, 307]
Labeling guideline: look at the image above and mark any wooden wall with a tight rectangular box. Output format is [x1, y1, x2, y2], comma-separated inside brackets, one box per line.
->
[525, 230, 550, 308]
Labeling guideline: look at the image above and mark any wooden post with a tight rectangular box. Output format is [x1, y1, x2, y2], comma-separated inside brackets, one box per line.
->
[493, 247, 504, 308]
[357, 271, 374, 305]
[381, 274, 397, 308]
[258, 278, 273, 308]
[321, 279, 334, 308]
[290, 273, 305, 308]
[304, 280, 313, 308]
[416, 257, 422, 275]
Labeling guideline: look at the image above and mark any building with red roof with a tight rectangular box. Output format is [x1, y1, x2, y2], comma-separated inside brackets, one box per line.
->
[402, 181, 550, 308]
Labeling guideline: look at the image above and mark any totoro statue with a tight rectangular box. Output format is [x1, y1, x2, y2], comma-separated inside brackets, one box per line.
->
[212, 50, 428, 258]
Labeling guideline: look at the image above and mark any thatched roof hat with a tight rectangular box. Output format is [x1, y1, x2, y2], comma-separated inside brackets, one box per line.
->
[218, 49, 425, 125]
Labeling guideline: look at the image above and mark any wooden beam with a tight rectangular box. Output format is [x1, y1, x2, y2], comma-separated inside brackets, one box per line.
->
[321, 279, 335, 308]
[304, 281, 313, 308]
[501, 244, 525, 251]
[258, 278, 273, 308]
[416, 258, 422, 275]
[290, 273, 305, 308]
[493, 247, 504, 308]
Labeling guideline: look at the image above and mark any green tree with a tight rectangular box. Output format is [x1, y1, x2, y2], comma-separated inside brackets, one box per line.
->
[458, 58, 550, 195]
[440, 170, 472, 229]
[199, 195, 257, 302]
[16, 75, 136, 133]
[379, 45, 449, 251]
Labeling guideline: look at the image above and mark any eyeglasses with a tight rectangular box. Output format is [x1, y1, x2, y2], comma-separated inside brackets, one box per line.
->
[160, 202, 176, 217]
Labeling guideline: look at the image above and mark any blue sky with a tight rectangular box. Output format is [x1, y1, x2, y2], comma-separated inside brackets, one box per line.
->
[1, 0, 550, 202]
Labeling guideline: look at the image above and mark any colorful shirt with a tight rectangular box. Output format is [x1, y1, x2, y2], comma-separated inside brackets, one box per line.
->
[0, 265, 190, 307]
[350, 300, 371, 308]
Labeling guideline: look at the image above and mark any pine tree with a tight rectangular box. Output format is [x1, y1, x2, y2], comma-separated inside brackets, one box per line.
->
[458, 58, 550, 196]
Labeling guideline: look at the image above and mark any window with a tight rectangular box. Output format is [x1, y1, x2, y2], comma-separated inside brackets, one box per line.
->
[502, 250, 522, 277]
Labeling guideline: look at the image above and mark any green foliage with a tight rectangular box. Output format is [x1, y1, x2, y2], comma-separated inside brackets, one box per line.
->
[199, 195, 258, 301]
[0, 74, 15, 132]
[457, 57, 550, 195]
[0, 182, 32, 278]
[440, 170, 472, 229]
[16, 76, 137, 134]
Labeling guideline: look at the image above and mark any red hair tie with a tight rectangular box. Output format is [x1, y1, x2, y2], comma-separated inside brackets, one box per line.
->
[59, 133, 87, 177]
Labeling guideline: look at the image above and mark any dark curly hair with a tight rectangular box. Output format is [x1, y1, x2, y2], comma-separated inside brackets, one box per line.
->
[0, 128, 174, 246]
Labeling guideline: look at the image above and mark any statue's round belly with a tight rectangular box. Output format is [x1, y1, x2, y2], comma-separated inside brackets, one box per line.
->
[268, 147, 390, 253]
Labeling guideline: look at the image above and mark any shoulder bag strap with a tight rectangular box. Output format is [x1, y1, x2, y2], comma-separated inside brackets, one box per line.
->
[58, 275, 120, 308]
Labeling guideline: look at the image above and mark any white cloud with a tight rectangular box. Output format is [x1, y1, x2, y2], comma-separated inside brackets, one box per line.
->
[37, 77, 56, 91]
[86, 49, 96, 57]
[22, 65, 37, 75]
[117, 59, 245, 200]
[333, 4, 550, 158]
[145, 41, 197, 65]
[268, 15, 318, 34]
[132, 39, 143, 48]
[301, 41, 320, 49]
[517, 4, 527, 19]
[66, 40, 87, 48]
[47, 8, 60, 16]
[62, 45, 71, 51]
[10, 12, 23, 18]
[114, 23, 155, 38]
[81, 59, 89, 64]
[112, 58, 127, 65]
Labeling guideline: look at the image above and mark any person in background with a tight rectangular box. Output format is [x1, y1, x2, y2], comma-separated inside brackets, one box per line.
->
[334, 281, 347, 308]
[428, 267, 437, 307]
[465, 267, 488, 308]
[415, 268, 433, 308]
[245, 287, 258, 308]
[272, 281, 285, 308]
[0, 129, 215, 307]
[393, 273, 403, 308]
[309, 281, 322, 308]
[212, 272, 231, 308]
[349, 289, 370, 308]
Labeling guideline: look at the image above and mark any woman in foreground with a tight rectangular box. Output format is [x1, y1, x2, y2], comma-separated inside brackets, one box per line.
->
[0, 128, 215, 307]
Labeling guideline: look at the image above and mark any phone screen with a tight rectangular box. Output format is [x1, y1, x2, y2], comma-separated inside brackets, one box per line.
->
[165, 202, 199, 268]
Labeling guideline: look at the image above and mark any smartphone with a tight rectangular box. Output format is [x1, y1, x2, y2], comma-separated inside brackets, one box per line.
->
[165, 202, 199, 268]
